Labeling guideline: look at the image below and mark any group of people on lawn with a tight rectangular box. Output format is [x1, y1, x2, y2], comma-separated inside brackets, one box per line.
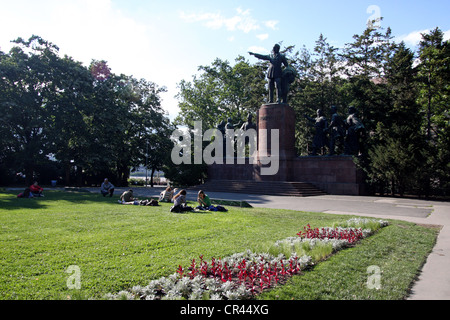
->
[160, 187, 226, 213]
[18, 177, 226, 213]
[104, 178, 226, 213]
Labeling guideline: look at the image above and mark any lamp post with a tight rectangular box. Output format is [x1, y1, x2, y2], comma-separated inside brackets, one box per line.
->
[145, 139, 149, 187]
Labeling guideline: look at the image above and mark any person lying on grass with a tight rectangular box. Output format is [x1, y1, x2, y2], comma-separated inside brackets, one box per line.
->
[119, 199, 159, 206]
[118, 189, 159, 206]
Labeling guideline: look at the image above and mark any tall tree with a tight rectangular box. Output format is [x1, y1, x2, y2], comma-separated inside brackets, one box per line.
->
[46, 55, 95, 186]
[417, 28, 450, 140]
[416, 28, 450, 195]
[310, 34, 343, 109]
[293, 35, 345, 155]
[364, 42, 428, 195]
[0, 36, 172, 187]
[86, 72, 168, 186]
[0, 36, 60, 185]
[342, 19, 395, 133]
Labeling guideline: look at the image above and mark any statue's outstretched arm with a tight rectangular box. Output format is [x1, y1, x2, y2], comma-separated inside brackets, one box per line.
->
[248, 52, 270, 61]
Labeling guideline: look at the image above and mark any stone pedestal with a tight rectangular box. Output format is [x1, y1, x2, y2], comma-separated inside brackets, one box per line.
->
[256, 103, 295, 181]
[291, 156, 366, 195]
[257, 103, 296, 160]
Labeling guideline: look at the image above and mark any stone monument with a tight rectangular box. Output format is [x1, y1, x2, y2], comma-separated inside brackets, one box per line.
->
[205, 45, 366, 195]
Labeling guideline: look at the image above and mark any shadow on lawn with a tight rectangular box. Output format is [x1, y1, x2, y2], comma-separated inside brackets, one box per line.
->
[0, 190, 116, 211]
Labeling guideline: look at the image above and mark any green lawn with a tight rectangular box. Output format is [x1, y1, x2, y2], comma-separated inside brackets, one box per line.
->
[0, 191, 438, 300]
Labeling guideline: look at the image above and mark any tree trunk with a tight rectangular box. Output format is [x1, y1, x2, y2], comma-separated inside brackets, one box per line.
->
[76, 166, 83, 187]
[65, 162, 71, 186]
[24, 165, 34, 187]
[150, 167, 156, 187]
[427, 73, 432, 140]
[116, 162, 129, 186]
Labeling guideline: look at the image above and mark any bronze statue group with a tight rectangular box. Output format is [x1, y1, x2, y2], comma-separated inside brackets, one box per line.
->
[305, 105, 365, 156]
[248, 44, 365, 157]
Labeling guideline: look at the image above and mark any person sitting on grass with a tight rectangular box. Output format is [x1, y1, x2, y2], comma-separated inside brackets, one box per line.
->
[100, 178, 115, 197]
[196, 190, 211, 210]
[119, 189, 136, 203]
[170, 189, 193, 213]
[195, 190, 228, 212]
[159, 186, 174, 202]
[171, 188, 179, 201]
[30, 181, 44, 197]
[17, 188, 33, 198]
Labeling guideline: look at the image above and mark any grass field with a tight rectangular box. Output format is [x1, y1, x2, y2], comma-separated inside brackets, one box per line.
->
[0, 190, 438, 300]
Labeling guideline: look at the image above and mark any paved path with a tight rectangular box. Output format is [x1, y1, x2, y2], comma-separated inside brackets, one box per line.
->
[16, 186, 450, 300]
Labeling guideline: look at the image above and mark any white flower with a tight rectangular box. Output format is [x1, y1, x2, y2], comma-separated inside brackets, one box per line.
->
[221, 281, 234, 293]
[209, 293, 223, 300]
[162, 290, 183, 300]
[224, 290, 240, 300]
[116, 291, 135, 300]
[189, 288, 205, 300]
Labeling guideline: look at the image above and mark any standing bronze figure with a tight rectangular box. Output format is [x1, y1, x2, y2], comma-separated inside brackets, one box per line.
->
[305, 109, 328, 156]
[249, 44, 289, 104]
[328, 105, 345, 156]
[344, 106, 365, 155]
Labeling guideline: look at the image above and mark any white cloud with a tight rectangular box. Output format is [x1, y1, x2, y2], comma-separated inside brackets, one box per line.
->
[397, 29, 450, 47]
[179, 11, 220, 23]
[443, 30, 450, 41]
[265, 20, 279, 30]
[248, 46, 269, 54]
[0, 0, 152, 71]
[0, 0, 185, 119]
[397, 29, 430, 47]
[179, 7, 260, 33]
[257, 34, 269, 41]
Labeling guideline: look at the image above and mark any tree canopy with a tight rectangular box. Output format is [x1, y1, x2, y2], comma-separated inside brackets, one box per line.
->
[0, 35, 173, 187]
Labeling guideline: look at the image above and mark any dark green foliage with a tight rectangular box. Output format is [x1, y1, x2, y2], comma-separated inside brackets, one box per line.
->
[163, 162, 208, 188]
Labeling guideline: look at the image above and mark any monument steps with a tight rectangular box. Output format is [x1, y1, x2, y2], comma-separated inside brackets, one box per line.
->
[190, 180, 327, 197]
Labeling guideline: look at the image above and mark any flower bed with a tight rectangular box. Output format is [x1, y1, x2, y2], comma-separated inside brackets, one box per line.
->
[106, 218, 388, 300]
[297, 224, 366, 243]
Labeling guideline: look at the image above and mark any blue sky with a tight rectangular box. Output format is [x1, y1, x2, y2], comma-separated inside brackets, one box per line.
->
[1, 0, 449, 120]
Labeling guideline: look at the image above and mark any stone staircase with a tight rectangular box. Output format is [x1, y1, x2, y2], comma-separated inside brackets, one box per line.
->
[189, 180, 327, 197]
